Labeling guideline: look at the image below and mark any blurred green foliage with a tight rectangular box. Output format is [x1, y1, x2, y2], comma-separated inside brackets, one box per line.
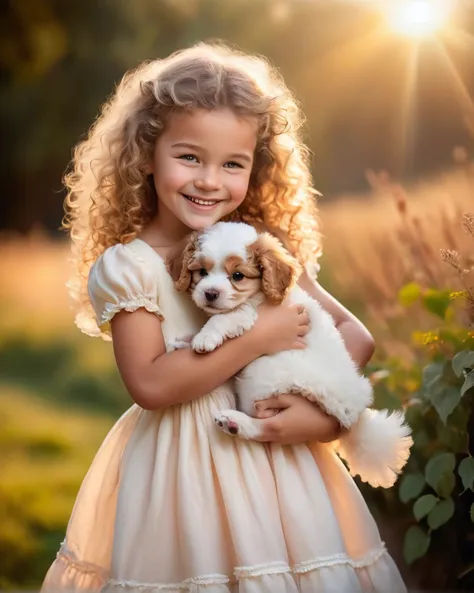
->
[0, 385, 115, 588]
[364, 286, 474, 590]
[0, 281, 126, 586]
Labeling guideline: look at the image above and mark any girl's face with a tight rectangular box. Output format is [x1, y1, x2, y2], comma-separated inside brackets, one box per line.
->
[150, 108, 257, 235]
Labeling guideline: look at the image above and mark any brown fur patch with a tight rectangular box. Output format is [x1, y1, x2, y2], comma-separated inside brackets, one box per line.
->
[218, 254, 261, 298]
[224, 255, 261, 279]
[248, 233, 302, 304]
[165, 232, 199, 292]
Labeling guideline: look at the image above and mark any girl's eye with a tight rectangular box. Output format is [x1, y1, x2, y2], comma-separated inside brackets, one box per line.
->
[199, 269, 208, 277]
[179, 154, 198, 163]
[232, 272, 245, 282]
[225, 161, 243, 169]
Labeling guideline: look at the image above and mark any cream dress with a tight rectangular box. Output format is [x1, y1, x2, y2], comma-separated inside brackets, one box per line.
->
[42, 238, 406, 593]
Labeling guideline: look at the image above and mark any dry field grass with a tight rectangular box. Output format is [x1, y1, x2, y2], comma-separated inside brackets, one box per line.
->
[319, 163, 474, 360]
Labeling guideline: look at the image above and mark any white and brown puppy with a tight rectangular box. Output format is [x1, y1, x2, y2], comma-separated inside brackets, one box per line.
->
[167, 222, 412, 488]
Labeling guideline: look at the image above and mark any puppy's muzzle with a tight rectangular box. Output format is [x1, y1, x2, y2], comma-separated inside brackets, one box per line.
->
[205, 289, 220, 303]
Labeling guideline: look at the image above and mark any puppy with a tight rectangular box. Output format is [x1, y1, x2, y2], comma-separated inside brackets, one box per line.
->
[167, 222, 412, 488]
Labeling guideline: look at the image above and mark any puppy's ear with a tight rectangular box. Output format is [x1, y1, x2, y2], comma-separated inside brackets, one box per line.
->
[251, 233, 302, 304]
[166, 232, 199, 291]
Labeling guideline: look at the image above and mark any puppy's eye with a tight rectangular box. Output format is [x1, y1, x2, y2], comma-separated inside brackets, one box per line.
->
[232, 272, 245, 282]
[199, 269, 208, 277]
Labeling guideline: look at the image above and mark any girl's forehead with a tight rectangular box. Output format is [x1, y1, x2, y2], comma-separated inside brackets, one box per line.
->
[160, 108, 258, 152]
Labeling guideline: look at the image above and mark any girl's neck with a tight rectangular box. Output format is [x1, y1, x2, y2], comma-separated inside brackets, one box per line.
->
[140, 206, 190, 252]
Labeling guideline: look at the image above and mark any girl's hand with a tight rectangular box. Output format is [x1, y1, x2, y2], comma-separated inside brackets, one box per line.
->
[249, 302, 309, 357]
[253, 394, 342, 445]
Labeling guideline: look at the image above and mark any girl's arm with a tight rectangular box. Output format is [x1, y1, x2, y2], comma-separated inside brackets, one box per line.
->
[298, 270, 375, 367]
[111, 302, 309, 410]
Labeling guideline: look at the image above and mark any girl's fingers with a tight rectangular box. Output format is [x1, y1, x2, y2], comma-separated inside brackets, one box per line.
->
[298, 323, 310, 336]
[254, 398, 275, 412]
[298, 312, 310, 325]
[254, 395, 284, 412]
[255, 407, 280, 419]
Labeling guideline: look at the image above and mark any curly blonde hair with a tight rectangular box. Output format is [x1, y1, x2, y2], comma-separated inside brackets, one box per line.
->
[64, 42, 322, 333]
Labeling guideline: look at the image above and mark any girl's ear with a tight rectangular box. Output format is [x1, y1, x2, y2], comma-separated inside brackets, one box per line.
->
[166, 232, 199, 291]
[252, 233, 302, 304]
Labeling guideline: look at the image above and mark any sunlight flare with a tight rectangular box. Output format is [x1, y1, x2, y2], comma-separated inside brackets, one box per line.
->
[383, 0, 452, 38]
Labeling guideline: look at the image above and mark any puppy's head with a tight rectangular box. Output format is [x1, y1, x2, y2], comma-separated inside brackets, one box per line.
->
[167, 223, 302, 314]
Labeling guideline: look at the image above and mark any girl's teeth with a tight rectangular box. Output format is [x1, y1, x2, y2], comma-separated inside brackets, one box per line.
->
[184, 195, 216, 206]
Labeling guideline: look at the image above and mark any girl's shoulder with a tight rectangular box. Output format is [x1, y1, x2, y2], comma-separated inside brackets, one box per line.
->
[83, 239, 167, 339]
[93, 239, 164, 275]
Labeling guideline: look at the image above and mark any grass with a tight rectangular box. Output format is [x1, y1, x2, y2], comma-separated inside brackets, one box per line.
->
[0, 385, 114, 588]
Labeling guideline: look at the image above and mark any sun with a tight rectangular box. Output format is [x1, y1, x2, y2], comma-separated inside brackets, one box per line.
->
[384, 0, 452, 38]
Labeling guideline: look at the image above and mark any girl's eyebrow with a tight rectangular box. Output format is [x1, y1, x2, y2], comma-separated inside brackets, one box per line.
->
[171, 142, 202, 151]
[171, 142, 252, 164]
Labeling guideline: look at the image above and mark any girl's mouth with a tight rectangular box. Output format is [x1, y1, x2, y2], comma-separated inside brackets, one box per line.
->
[182, 194, 219, 207]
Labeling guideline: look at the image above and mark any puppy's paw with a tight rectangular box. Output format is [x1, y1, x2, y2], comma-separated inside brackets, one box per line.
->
[192, 331, 224, 353]
[225, 322, 251, 339]
[169, 336, 193, 350]
[214, 409, 262, 440]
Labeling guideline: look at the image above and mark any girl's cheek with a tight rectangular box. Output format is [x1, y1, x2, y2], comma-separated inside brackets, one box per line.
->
[165, 163, 191, 189]
[232, 174, 252, 199]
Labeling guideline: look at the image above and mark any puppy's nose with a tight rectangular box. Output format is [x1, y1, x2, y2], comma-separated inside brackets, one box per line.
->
[205, 289, 219, 302]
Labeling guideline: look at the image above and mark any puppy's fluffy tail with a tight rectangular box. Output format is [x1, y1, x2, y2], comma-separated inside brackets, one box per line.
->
[334, 409, 413, 489]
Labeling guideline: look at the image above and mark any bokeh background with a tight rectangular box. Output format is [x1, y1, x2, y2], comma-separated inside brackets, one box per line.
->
[1, 0, 474, 589]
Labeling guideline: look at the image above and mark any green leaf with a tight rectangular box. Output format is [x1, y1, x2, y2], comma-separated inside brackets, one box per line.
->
[458, 457, 474, 491]
[471, 503, 474, 523]
[452, 351, 474, 378]
[427, 498, 455, 530]
[403, 525, 431, 565]
[425, 453, 456, 497]
[422, 363, 443, 391]
[442, 359, 462, 385]
[398, 282, 422, 307]
[413, 494, 438, 521]
[461, 370, 474, 397]
[429, 383, 462, 424]
[399, 473, 426, 503]
[422, 289, 452, 319]
[436, 472, 456, 498]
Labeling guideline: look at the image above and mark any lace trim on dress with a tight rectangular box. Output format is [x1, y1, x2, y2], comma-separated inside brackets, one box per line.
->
[108, 574, 231, 590]
[100, 298, 164, 327]
[56, 541, 109, 580]
[293, 544, 387, 574]
[233, 561, 290, 578]
[55, 541, 388, 590]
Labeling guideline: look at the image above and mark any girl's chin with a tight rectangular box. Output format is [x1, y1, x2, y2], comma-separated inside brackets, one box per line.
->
[181, 212, 222, 231]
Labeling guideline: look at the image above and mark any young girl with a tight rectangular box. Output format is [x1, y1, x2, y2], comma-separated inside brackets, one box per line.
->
[42, 43, 406, 592]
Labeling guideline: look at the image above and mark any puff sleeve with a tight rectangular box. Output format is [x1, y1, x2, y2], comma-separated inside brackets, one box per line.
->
[82, 243, 163, 338]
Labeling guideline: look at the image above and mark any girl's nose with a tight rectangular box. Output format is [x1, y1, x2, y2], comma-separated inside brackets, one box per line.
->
[195, 168, 222, 191]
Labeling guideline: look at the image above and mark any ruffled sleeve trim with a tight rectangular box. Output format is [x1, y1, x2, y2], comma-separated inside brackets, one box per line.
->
[98, 297, 164, 330]
[76, 241, 164, 340]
